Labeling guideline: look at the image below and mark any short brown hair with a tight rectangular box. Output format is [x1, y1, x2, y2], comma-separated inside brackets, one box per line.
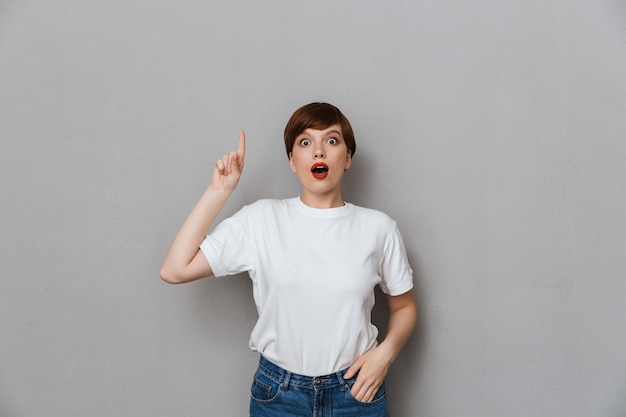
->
[283, 102, 356, 158]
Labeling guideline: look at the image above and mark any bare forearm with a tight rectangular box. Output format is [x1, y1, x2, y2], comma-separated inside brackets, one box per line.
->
[160, 131, 246, 284]
[344, 290, 417, 402]
[378, 298, 418, 363]
[160, 186, 230, 283]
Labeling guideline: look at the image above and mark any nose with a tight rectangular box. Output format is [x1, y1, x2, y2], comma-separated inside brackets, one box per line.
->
[314, 145, 325, 158]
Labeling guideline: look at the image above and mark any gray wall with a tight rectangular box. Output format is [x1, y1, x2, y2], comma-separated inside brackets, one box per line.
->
[2, 0, 625, 416]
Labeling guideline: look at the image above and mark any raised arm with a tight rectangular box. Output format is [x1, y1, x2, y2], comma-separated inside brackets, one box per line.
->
[160, 131, 246, 284]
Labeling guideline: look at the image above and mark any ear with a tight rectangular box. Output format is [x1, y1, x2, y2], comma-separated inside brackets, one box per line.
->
[289, 152, 297, 173]
[344, 150, 352, 171]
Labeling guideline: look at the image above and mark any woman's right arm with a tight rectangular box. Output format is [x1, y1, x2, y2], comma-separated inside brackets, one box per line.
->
[159, 131, 246, 284]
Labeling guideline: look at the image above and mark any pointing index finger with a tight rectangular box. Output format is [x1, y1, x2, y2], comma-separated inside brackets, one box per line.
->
[238, 130, 246, 160]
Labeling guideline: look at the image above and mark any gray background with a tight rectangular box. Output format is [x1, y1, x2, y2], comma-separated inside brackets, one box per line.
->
[2, 0, 626, 416]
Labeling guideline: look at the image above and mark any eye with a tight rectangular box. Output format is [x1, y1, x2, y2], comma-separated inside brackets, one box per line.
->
[327, 137, 338, 145]
[299, 138, 310, 146]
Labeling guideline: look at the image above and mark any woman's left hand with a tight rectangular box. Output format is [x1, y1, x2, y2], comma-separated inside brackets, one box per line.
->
[343, 345, 393, 402]
[345, 289, 418, 403]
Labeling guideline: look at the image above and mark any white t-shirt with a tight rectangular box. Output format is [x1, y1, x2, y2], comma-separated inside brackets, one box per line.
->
[200, 197, 413, 376]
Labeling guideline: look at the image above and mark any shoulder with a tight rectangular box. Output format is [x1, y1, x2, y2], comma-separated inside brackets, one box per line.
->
[239, 198, 293, 216]
[349, 204, 400, 240]
[350, 204, 396, 227]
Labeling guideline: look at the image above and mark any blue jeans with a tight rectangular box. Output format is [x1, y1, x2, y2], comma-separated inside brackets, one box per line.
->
[249, 355, 390, 417]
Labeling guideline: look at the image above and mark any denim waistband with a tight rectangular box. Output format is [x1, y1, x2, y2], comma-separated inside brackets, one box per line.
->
[257, 355, 351, 390]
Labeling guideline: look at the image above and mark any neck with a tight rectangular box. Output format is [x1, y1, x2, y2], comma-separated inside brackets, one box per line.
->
[299, 190, 345, 209]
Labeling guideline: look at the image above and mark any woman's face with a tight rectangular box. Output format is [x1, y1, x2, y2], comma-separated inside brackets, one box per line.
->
[289, 124, 352, 205]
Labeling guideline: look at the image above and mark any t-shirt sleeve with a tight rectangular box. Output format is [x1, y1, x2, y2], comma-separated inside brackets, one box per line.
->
[378, 223, 414, 296]
[199, 205, 255, 277]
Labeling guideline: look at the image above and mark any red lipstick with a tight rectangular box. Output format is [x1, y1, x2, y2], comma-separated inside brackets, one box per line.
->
[311, 162, 329, 179]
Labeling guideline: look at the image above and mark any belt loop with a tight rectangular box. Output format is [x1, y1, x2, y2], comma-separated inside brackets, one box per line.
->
[336, 370, 347, 391]
[282, 371, 292, 391]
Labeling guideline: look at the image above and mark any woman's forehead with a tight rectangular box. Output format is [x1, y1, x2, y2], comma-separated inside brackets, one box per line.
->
[298, 124, 343, 137]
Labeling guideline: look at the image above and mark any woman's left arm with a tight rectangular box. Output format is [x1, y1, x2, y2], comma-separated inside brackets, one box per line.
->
[344, 289, 418, 402]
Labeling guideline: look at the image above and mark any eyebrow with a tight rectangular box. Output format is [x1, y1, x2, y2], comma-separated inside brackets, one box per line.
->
[300, 129, 342, 136]
[298, 128, 344, 139]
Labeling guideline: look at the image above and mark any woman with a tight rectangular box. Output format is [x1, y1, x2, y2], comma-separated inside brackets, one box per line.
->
[160, 102, 418, 416]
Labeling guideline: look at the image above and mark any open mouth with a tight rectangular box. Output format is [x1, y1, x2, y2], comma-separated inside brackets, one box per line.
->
[311, 163, 329, 179]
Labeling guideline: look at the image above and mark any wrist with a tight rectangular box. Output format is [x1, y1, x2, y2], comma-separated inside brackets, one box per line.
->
[376, 341, 398, 366]
[205, 185, 231, 202]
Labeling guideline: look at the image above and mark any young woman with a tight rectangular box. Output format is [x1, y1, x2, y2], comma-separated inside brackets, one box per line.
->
[160, 102, 418, 417]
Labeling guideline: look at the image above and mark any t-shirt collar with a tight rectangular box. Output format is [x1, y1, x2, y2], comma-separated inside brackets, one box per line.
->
[291, 197, 353, 218]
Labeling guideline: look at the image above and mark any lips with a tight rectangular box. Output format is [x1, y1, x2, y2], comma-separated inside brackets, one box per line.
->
[311, 162, 329, 179]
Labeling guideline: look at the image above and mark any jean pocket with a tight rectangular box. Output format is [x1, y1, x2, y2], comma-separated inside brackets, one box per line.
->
[344, 379, 387, 405]
[250, 370, 282, 403]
